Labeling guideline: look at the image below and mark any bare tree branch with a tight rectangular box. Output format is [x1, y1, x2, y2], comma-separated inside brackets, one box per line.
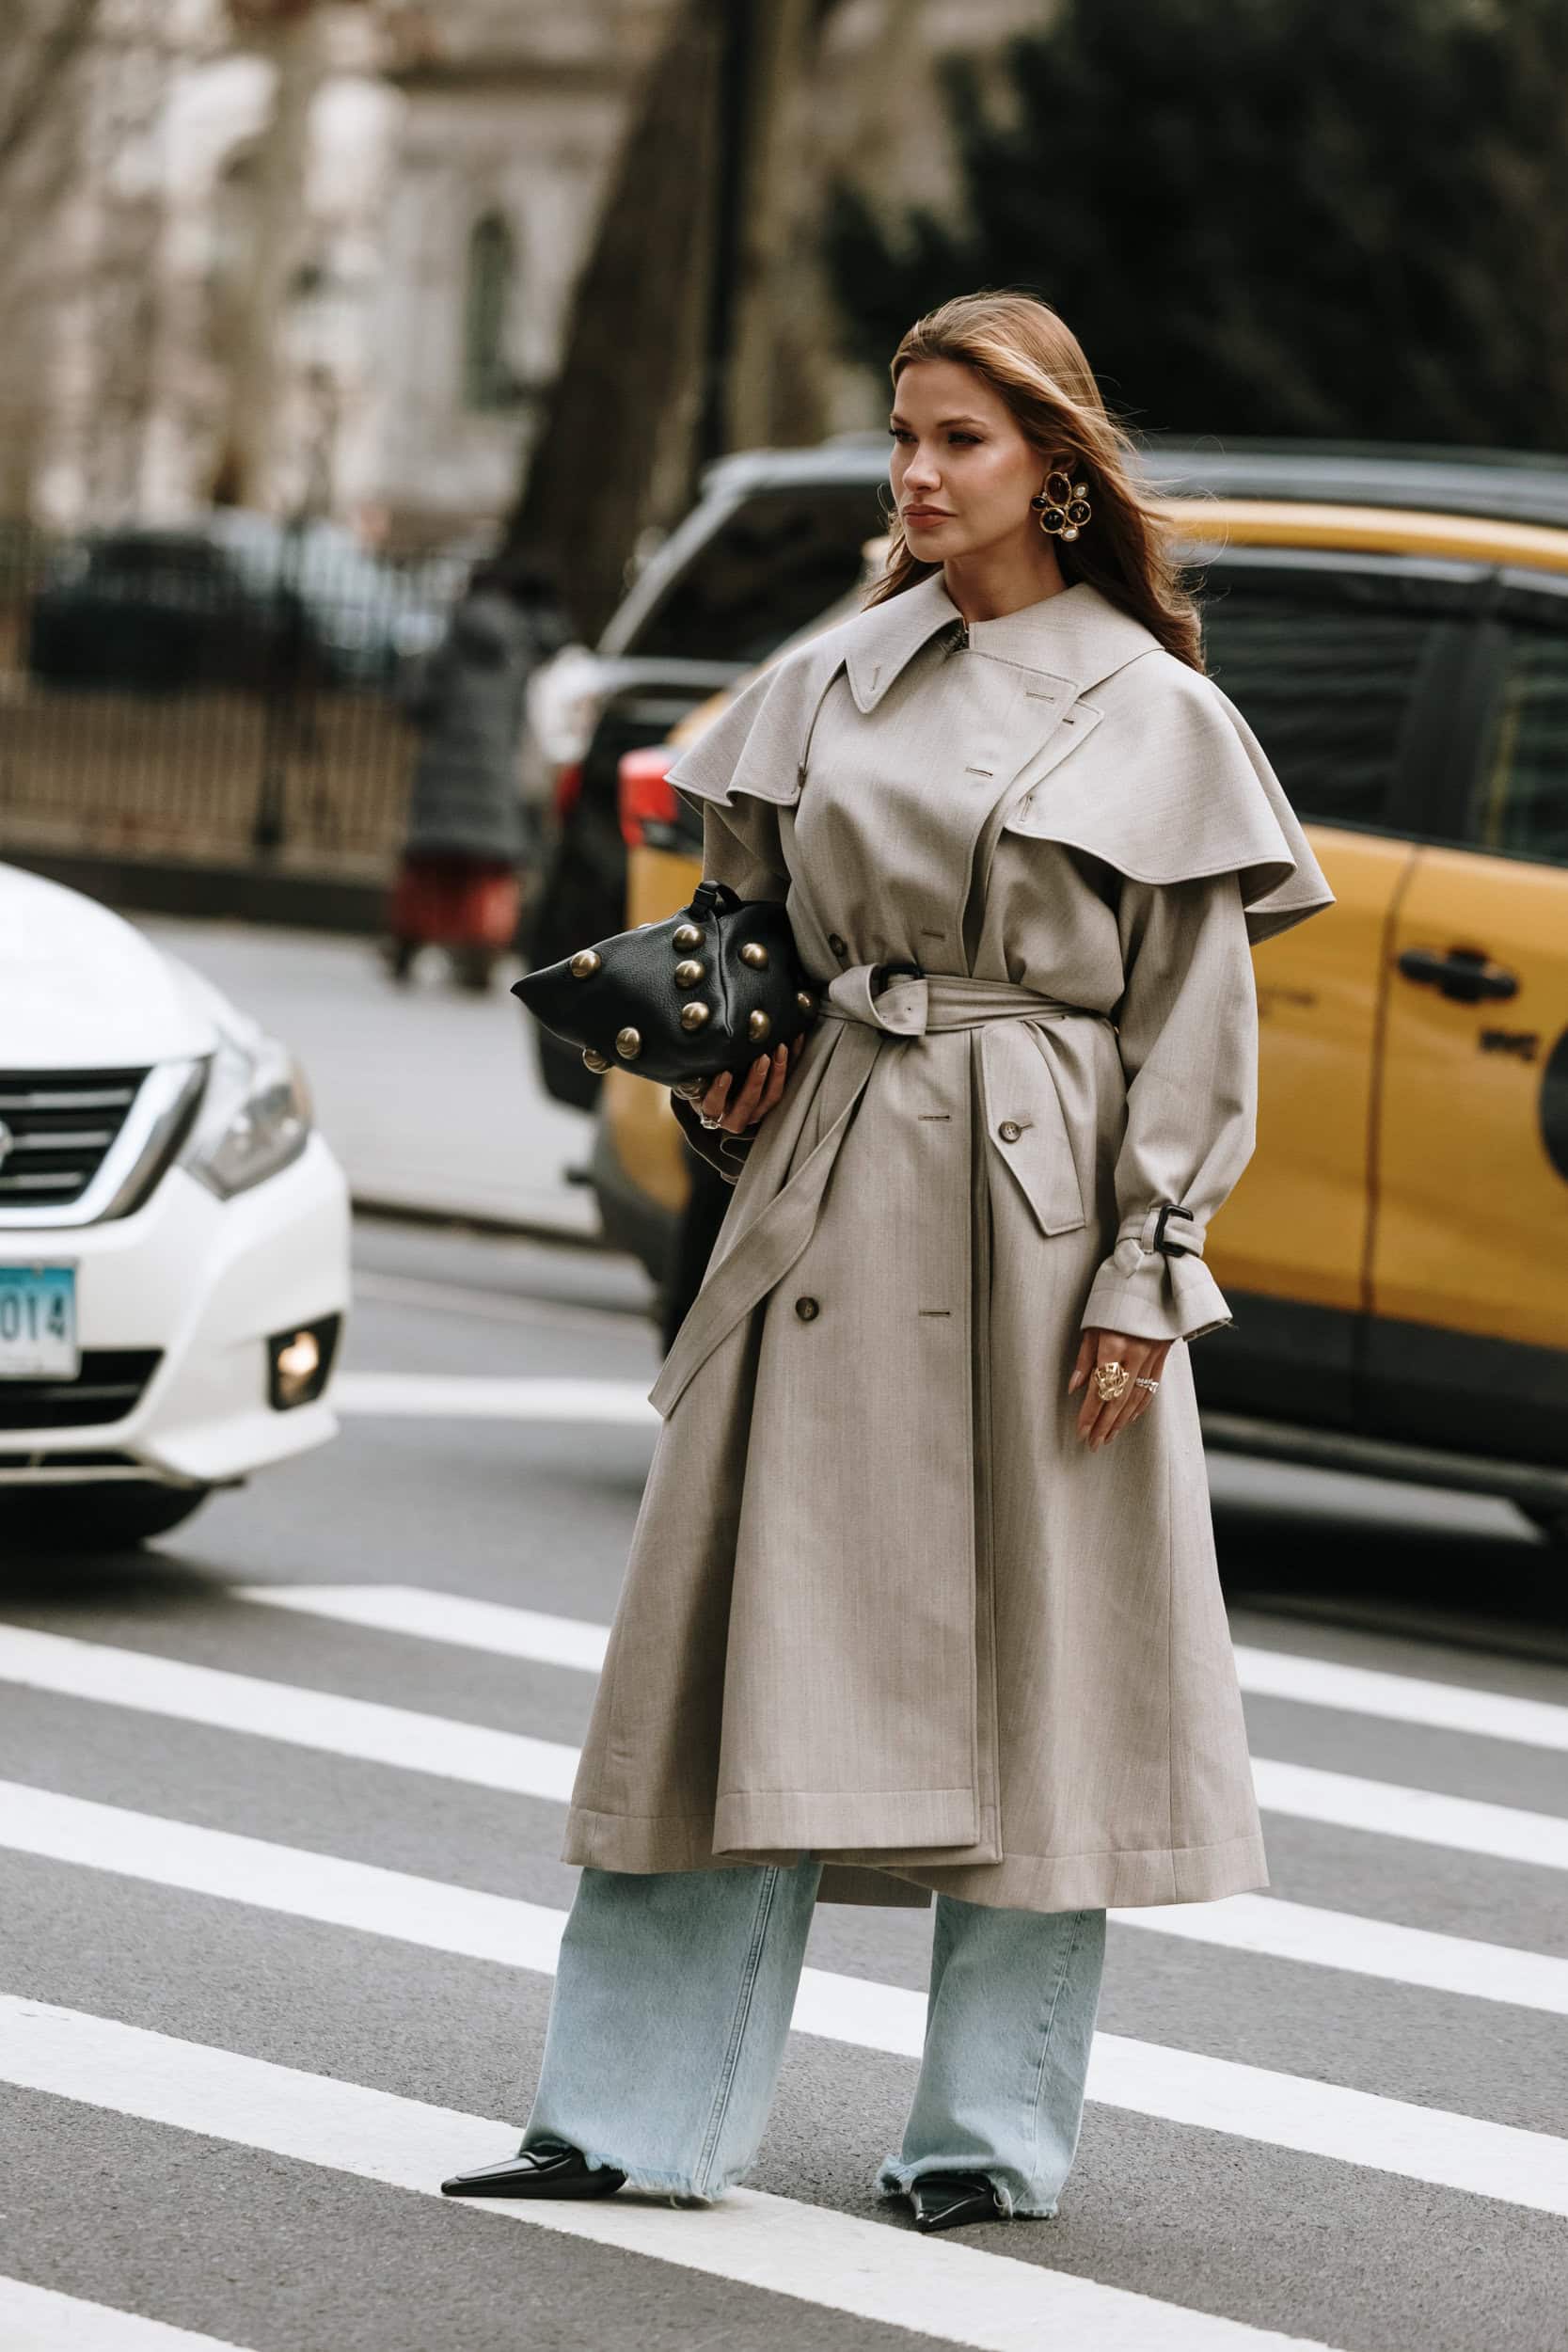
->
[501, 0, 727, 638]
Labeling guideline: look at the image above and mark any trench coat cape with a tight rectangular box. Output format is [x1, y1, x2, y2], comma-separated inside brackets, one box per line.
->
[562, 571, 1336, 1914]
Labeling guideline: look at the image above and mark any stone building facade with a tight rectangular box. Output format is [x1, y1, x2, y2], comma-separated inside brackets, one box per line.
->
[0, 0, 1049, 544]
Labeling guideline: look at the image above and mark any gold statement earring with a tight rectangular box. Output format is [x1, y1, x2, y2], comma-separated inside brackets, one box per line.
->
[1030, 469, 1093, 543]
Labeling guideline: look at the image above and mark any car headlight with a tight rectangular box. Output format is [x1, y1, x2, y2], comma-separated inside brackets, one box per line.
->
[181, 1032, 312, 1200]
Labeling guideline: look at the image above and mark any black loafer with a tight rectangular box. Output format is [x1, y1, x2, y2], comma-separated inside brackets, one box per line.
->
[440, 2137, 626, 2200]
[909, 2170, 1006, 2233]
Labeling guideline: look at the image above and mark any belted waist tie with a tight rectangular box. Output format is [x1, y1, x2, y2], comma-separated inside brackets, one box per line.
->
[650, 967, 1110, 1418]
[817, 962, 1104, 1039]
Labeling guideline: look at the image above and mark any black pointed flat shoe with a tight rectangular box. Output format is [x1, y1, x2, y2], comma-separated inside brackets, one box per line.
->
[909, 2170, 1006, 2233]
[440, 2138, 627, 2200]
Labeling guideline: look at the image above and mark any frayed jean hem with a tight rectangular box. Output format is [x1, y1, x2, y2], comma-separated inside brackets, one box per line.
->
[874, 2154, 1058, 2222]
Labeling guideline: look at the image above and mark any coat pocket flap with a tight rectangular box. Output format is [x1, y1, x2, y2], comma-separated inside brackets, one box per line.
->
[976, 1024, 1087, 1237]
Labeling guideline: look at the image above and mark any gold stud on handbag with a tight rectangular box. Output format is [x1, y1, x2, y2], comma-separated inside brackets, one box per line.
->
[1030, 469, 1093, 544]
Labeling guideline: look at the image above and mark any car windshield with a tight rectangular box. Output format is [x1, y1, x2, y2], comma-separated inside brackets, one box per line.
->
[626, 485, 883, 665]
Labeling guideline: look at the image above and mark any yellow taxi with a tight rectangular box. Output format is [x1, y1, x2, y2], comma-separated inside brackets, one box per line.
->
[596, 453, 1568, 1540]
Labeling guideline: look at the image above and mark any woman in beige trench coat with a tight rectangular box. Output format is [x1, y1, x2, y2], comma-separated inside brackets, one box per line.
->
[441, 294, 1335, 2233]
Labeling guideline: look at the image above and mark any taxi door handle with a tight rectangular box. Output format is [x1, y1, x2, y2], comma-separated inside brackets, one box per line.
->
[1396, 946, 1519, 1004]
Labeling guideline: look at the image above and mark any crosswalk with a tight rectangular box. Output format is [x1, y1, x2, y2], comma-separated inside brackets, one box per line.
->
[0, 1999, 1335, 2352]
[6, 1774, 1566, 2218]
[8, 1613, 1568, 1875]
[4, 1569, 1566, 2348]
[241, 1581, 1568, 1751]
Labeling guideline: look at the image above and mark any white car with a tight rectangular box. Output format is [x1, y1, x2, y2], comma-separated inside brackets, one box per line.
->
[1, 865, 350, 1549]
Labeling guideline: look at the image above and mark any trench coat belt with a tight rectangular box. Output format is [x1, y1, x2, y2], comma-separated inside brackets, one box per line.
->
[649, 966, 1106, 1419]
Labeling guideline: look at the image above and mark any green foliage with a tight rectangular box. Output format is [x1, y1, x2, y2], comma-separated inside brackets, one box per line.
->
[826, 0, 1568, 446]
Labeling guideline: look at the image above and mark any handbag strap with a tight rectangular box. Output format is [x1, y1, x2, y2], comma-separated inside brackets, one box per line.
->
[689, 878, 743, 919]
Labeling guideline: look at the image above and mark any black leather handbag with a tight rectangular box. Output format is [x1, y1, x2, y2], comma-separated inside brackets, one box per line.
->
[511, 880, 816, 1095]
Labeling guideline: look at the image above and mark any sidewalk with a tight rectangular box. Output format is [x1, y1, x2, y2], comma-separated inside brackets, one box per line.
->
[144, 919, 599, 1241]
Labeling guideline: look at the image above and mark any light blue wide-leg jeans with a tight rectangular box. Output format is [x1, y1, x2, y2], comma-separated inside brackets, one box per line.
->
[523, 1860, 1105, 2214]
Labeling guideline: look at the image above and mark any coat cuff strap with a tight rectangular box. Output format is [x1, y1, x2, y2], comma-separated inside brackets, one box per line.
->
[1081, 1204, 1232, 1343]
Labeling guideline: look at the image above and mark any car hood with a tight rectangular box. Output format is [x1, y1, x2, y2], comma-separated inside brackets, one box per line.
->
[0, 865, 227, 1068]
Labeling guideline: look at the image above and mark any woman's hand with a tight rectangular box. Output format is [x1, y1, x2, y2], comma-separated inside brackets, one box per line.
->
[696, 1041, 795, 1135]
[1069, 1327, 1174, 1449]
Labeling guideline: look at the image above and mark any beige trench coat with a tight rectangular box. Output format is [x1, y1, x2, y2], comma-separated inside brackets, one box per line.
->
[562, 573, 1336, 1914]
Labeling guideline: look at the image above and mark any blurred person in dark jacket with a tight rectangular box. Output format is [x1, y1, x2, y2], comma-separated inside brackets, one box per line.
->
[388, 561, 568, 991]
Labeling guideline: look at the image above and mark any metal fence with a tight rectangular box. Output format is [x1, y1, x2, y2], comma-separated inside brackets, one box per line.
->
[0, 517, 464, 879]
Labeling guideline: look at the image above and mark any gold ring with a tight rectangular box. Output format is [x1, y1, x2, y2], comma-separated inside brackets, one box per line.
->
[1093, 1360, 1132, 1403]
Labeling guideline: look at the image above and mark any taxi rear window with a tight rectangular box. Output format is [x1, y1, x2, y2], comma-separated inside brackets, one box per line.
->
[1203, 579, 1442, 831]
[1468, 624, 1568, 866]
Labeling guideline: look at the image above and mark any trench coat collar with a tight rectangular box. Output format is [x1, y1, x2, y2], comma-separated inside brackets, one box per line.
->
[844, 571, 1162, 714]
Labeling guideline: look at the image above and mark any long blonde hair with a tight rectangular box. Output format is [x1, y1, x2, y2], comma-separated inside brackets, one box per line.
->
[868, 292, 1204, 674]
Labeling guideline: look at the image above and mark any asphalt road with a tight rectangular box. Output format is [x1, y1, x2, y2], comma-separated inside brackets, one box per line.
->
[3, 1218, 1566, 2352]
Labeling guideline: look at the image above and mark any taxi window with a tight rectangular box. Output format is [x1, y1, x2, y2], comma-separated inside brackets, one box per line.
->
[1467, 625, 1568, 867]
[1201, 587, 1438, 830]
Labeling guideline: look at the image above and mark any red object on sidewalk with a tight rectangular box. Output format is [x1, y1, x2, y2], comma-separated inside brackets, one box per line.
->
[387, 855, 521, 948]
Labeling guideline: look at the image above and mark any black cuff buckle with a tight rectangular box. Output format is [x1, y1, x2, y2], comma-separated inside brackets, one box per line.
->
[1152, 1203, 1196, 1257]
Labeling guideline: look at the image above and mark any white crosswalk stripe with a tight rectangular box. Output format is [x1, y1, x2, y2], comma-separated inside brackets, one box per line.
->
[0, 1624, 580, 1800]
[1231, 1642, 1568, 1752]
[1107, 1890, 1568, 2011]
[6, 1620, 1567, 1870]
[0, 2279, 256, 2352]
[241, 1581, 613, 1672]
[0, 1997, 1340, 2352]
[1248, 1756, 1568, 1867]
[6, 1780, 1568, 2217]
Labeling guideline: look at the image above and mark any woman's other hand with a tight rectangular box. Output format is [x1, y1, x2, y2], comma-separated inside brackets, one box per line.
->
[696, 1041, 794, 1135]
[1068, 1327, 1174, 1448]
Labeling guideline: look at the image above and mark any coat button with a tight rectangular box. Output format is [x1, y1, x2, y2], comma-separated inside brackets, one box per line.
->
[828, 932, 847, 959]
[998, 1120, 1023, 1143]
[794, 1295, 821, 1323]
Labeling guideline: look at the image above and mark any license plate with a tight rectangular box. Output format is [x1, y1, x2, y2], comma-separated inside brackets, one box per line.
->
[0, 1265, 79, 1379]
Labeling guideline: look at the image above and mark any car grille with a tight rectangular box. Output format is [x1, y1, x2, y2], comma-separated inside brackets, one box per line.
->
[0, 1350, 161, 1431]
[0, 1069, 150, 1209]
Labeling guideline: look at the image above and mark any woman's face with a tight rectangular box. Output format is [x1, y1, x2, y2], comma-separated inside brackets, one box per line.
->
[889, 358, 1062, 561]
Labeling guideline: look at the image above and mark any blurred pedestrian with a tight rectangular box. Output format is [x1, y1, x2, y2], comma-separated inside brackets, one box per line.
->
[441, 295, 1335, 2230]
[387, 558, 567, 991]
